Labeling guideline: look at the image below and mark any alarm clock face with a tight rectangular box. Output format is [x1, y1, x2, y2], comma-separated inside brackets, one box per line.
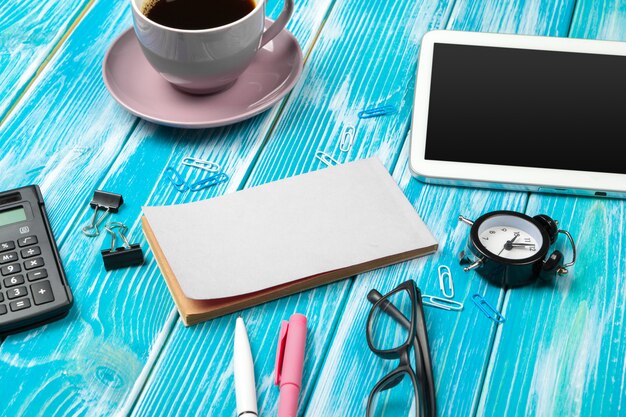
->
[473, 212, 547, 262]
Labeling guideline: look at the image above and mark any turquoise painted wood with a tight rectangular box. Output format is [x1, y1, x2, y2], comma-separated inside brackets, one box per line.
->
[0, 0, 147, 414]
[130, 0, 572, 416]
[307, 1, 576, 416]
[0, 0, 336, 415]
[478, 2, 626, 416]
[0, 0, 624, 416]
[129, 0, 461, 413]
[0, 0, 93, 120]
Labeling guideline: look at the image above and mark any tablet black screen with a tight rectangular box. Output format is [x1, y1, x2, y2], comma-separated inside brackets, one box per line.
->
[425, 43, 626, 175]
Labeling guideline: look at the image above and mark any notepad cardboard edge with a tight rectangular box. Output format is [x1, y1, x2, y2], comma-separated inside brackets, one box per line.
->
[141, 216, 191, 324]
[142, 215, 437, 325]
[188, 244, 439, 325]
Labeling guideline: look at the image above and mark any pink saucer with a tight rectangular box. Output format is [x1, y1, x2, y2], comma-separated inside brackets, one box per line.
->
[103, 22, 303, 128]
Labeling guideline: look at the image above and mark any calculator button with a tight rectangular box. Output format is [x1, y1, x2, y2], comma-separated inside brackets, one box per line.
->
[10, 299, 30, 312]
[3, 275, 24, 288]
[0, 292, 3, 302]
[18, 236, 38, 247]
[1, 263, 21, 276]
[27, 269, 48, 282]
[31, 281, 54, 305]
[0, 252, 18, 264]
[6, 286, 27, 300]
[0, 241, 15, 253]
[24, 257, 44, 270]
[0, 304, 6, 315]
[21, 246, 41, 259]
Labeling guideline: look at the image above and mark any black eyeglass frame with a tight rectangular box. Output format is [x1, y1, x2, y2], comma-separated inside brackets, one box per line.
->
[365, 280, 436, 417]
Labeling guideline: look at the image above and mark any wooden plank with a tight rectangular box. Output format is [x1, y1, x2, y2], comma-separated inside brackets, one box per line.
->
[478, 2, 626, 416]
[0, 0, 335, 416]
[302, 1, 577, 416]
[567, 0, 626, 40]
[0, 0, 141, 412]
[479, 196, 626, 417]
[128, 0, 460, 415]
[0, 0, 138, 351]
[305, 144, 528, 417]
[0, 0, 135, 236]
[447, 0, 575, 35]
[0, 0, 93, 121]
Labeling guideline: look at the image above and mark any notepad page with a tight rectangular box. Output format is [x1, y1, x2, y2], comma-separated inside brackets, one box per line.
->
[143, 158, 437, 300]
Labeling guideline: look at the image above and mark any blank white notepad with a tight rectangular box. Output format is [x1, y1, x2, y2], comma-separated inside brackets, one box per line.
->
[142, 158, 437, 323]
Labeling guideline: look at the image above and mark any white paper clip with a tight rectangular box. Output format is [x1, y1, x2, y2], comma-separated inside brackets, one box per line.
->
[315, 151, 339, 167]
[438, 265, 454, 299]
[339, 126, 355, 152]
[181, 157, 221, 173]
[422, 294, 464, 311]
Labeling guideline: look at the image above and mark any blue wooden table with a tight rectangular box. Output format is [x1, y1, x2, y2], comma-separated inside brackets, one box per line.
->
[1, 0, 625, 416]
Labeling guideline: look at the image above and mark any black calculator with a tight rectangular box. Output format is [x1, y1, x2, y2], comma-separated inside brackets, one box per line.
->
[0, 185, 73, 336]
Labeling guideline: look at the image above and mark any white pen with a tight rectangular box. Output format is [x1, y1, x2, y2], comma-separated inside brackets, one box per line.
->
[234, 317, 258, 417]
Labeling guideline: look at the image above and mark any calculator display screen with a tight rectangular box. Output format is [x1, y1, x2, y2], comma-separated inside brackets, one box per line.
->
[0, 207, 27, 227]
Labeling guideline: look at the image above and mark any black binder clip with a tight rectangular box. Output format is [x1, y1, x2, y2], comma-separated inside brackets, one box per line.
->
[82, 190, 124, 237]
[101, 222, 144, 271]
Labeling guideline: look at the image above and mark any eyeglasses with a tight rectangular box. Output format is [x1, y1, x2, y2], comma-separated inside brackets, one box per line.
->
[365, 279, 436, 417]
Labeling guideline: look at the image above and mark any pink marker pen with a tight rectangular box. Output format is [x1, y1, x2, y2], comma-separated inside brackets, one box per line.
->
[274, 313, 308, 417]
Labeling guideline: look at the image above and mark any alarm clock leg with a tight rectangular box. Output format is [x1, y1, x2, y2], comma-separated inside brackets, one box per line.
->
[458, 215, 474, 226]
[463, 259, 482, 272]
[459, 250, 482, 271]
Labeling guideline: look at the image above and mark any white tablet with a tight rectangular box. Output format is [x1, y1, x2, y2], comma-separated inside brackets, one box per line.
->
[410, 30, 626, 198]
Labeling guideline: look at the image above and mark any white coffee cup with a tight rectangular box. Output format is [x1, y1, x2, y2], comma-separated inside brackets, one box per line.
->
[130, 0, 294, 94]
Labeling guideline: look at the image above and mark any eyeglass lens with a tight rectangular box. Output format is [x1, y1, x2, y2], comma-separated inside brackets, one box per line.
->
[369, 370, 419, 417]
[369, 287, 413, 351]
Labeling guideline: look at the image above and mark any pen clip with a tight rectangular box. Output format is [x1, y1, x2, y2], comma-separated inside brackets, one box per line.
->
[274, 321, 289, 386]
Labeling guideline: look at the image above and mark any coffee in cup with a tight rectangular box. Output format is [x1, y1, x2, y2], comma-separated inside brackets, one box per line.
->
[142, 0, 256, 30]
[130, 0, 294, 94]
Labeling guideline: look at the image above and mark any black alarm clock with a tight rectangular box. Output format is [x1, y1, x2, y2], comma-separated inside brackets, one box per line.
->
[458, 210, 576, 287]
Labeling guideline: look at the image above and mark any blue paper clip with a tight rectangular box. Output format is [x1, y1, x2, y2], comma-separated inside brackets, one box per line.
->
[189, 172, 229, 191]
[164, 167, 189, 192]
[357, 105, 397, 119]
[472, 294, 505, 323]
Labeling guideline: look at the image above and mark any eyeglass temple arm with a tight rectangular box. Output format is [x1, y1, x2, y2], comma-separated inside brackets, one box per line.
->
[367, 290, 411, 329]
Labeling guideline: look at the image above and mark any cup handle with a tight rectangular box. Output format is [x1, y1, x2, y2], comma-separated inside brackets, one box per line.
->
[260, 0, 294, 47]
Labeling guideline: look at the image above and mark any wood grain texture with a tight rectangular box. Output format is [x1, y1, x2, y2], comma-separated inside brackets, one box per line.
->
[447, 0, 575, 35]
[0, 0, 135, 236]
[305, 142, 528, 417]
[0, 0, 142, 415]
[479, 196, 626, 417]
[0, 0, 335, 415]
[568, 0, 626, 40]
[2, 0, 623, 416]
[0, 0, 92, 120]
[129, 0, 460, 415]
[304, 1, 577, 416]
[244, 0, 456, 187]
[478, 2, 626, 416]
[0, 0, 138, 348]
